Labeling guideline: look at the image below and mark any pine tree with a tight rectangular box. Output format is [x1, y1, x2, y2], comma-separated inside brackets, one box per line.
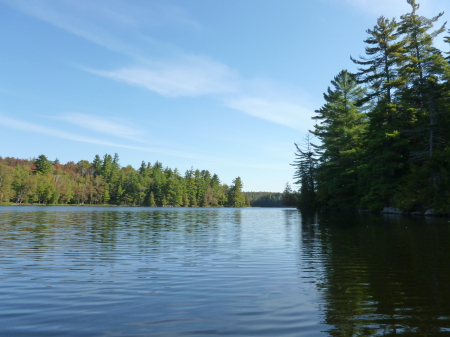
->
[351, 16, 405, 103]
[292, 135, 316, 209]
[100, 154, 112, 181]
[388, 0, 450, 212]
[228, 177, 245, 207]
[445, 29, 450, 61]
[397, 0, 448, 159]
[34, 155, 53, 175]
[281, 182, 297, 206]
[92, 155, 102, 177]
[139, 161, 147, 175]
[310, 70, 366, 209]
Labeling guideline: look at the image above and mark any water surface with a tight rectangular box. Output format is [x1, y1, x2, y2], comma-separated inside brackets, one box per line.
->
[1, 207, 450, 336]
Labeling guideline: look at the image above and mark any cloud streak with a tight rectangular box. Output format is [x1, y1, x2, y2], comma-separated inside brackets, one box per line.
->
[88, 56, 239, 97]
[0, 114, 130, 148]
[56, 113, 146, 140]
[3, 0, 316, 131]
[0, 114, 287, 169]
[226, 97, 313, 131]
[0, 0, 198, 60]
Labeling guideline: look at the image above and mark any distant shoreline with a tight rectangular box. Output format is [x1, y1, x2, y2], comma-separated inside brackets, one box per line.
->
[0, 203, 296, 209]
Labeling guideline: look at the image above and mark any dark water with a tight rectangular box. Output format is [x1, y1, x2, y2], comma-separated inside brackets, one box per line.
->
[1, 207, 450, 336]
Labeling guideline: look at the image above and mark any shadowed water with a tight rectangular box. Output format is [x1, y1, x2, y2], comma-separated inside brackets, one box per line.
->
[1, 207, 450, 336]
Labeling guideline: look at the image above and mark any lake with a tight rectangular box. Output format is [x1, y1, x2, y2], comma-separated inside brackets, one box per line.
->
[1, 207, 450, 336]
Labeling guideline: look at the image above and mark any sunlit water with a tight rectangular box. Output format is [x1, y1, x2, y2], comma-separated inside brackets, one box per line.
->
[1, 207, 450, 336]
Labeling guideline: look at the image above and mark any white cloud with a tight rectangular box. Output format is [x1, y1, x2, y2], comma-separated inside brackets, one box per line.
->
[226, 97, 314, 131]
[1, 0, 134, 57]
[3, 0, 317, 130]
[57, 113, 146, 140]
[0, 0, 198, 59]
[0, 114, 289, 169]
[0, 114, 208, 160]
[0, 114, 130, 148]
[88, 56, 239, 97]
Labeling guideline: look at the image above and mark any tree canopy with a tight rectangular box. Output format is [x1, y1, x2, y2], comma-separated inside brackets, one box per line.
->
[292, 0, 450, 214]
[0, 154, 247, 208]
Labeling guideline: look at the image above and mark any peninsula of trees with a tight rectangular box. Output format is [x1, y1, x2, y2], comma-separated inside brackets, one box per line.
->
[244, 191, 285, 207]
[0, 154, 249, 207]
[293, 0, 450, 214]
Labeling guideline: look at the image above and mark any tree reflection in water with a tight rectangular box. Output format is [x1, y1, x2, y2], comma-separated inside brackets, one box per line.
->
[301, 211, 450, 336]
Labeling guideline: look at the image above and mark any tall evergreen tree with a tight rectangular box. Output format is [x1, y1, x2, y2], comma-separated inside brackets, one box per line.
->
[100, 154, 112, 181]
[228, 177, 246, 207]
[310, 70, 366, 209]
[34, 154, 53, 175]
[139, 161, 147, 175]
[92, 155, 102, 177]
[292, 134, 317, 209]
[397, 0, 448, 158]
[388, 0, 450, 212]
[288, 0, 450, 213]
[351, 16, 405, 103]
[281, 183, 297, 207]
[445, 29, 450, 61]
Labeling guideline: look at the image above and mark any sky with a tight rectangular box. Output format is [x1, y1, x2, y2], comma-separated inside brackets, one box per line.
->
[0, 0, 449, 192]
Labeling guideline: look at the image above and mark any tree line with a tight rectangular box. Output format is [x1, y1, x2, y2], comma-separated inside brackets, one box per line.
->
[293, 0, 450, 213]
[0, 154, 249, 207]
[244, 191, 285, 207]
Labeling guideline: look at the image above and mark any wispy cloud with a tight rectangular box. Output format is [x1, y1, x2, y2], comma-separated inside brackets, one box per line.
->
[0, 0, 198, 59]
[226, 97, 313, 131]
[0, 114, 130, 148]
[0, 114, 210, 160]
[56, 113, 146, 140]
[2, 0, 136, 57]
[87, 56, 239, 97]
[3, 0, 316, 131]
[0, 114, 287, 169]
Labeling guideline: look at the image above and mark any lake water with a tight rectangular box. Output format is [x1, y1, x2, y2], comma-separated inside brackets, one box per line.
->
[1, 207, 450, 336]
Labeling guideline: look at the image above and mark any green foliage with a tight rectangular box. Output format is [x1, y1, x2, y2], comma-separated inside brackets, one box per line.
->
[309, 70, 365, 210]
[34, 154, 54, 175]
[228, 177, 246, 207]
[295, 0, 450, 213]
[245, 191, 285, 207]
[351, 16, 405, 103]
[0, 154, 245, 208]
[0, 163, 14, 202]
[281, 183, 297, 207]
[292, 135, 317, 210]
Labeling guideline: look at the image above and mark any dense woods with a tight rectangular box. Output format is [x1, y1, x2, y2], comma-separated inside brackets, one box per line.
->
[293, 0, 450, 214]
[244, 192, 285, 207]
[0, 154, 248, 207]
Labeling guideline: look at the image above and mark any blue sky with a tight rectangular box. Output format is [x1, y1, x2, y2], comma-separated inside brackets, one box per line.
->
[0, 0, 448, 192]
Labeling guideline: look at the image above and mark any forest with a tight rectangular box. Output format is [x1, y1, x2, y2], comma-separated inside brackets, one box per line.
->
[292, 0, 450, 214]
[0, 154, 250, 207]
[244, 191, 285, 207]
